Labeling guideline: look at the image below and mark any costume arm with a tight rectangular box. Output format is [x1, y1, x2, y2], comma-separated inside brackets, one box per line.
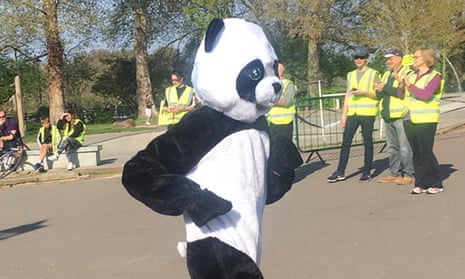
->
[122, 108, 236, 226]
[266, 134, 303, 204]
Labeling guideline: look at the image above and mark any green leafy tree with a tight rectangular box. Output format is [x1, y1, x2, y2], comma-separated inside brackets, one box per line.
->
[0, 0, 108, 123]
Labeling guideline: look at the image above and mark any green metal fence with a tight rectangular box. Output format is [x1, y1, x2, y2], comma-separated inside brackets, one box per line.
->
[294, 94, 386, 164]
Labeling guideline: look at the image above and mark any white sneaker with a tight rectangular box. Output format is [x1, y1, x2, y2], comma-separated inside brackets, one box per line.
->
[145, 121, 151, 125]
[67, 162, 74, 171]
[48, 154, 60, 161]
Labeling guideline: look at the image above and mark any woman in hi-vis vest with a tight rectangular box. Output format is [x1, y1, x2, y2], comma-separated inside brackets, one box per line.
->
[158, 71, 196, 128]
[402, 48, 444, 195]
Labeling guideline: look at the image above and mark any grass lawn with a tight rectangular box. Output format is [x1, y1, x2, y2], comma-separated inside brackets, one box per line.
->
[23, 119, 163, 144]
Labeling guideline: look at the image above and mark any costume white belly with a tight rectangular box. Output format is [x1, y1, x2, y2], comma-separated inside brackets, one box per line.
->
[184, 129, 269, 264]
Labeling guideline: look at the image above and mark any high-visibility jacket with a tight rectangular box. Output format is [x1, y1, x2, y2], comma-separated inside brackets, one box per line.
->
[406, 69, 443, 124]
[63, 119, 86, 145]
[267, 79, 297, 125]
[380, 66, 411, 118]
[347, 68, 380, 116]
[37, 125, 61, 153]
[158, 86, 194, 125]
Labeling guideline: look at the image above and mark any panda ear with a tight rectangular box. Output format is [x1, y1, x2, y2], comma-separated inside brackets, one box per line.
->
[205, 18, 225, 53]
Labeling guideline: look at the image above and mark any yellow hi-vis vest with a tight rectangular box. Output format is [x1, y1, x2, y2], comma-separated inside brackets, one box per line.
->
[347, 68, 380, 116]
[380, 66, 411, 118]
[158, 86, 194, 125]
[406, 70, 443, 124]
[38, 125, 61, 153]
[267, 79, 297, 125]
[63, 119, 86, 145]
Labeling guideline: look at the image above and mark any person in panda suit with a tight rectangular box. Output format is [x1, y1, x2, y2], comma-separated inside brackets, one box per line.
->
[122, 18, 303, 279]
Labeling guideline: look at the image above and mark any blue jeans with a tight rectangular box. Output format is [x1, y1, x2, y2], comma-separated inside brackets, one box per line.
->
[385, 119, 414, 177]
[336, 115, 375, 174]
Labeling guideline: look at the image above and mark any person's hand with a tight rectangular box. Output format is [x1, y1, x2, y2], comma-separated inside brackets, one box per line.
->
[341, 115, 347, 128]
[374, 81, 384, 91]
[351, 88, 364, 96]
[402, 75, 411, 87]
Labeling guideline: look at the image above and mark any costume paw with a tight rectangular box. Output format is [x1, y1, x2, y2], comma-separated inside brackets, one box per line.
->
[187, 189, 232, 227]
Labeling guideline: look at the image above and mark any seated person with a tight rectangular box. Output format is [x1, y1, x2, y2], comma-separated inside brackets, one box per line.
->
[34, 116, 61, 172]
[49, 109, 86, 171]
[0, 109, 22, 153]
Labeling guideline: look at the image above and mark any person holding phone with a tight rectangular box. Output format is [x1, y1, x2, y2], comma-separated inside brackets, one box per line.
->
[328, 46, 381, 183]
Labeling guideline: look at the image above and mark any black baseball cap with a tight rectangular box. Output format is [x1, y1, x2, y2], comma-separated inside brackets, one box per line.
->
[384, 48, 403, 58]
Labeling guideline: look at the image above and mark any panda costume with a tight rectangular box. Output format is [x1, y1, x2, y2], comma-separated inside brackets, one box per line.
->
[122, 18, 303, 279]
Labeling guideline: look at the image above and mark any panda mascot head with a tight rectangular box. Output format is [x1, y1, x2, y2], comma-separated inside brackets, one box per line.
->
[192, 18, 282, 123]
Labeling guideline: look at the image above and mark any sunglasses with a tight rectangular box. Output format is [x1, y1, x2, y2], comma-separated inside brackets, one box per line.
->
[171, 79, 180, 82]
[354, 56, 367, 60]
[0, 116, 5, 119]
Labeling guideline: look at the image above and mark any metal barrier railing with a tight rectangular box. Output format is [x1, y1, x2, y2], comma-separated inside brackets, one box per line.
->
[294, 94, 386, 164]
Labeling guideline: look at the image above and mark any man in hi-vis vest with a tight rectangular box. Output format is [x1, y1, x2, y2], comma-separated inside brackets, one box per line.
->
[328, 46, 380, 183]
[159, 70, 196, 127]
[375, 49, 414, 185]
[267, 62, 297, 140]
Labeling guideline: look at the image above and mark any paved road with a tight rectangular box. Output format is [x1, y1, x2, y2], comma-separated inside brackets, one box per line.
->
[1, 120, 465, 278]
[1, 93, 465, 278]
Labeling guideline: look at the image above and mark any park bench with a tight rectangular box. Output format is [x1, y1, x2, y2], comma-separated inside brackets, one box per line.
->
[23, 145, 102, 170]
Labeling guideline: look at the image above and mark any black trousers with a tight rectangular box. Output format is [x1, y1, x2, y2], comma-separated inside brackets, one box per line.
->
[403, 120, 442, 188]
[269, 122, 293, 141]
[336, 115, 375, 174]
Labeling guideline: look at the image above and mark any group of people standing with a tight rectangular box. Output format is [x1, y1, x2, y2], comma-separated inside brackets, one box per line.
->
[327, 46, 444, 195]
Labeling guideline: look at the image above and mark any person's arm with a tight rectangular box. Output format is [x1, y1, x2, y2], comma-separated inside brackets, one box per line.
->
[69, 121, 84, 138]
[56, 118, 67, 130]
[37, 130, 43, 146]
[276, 81, 295, 107]
[405, 74, 441, 101]
[341, 90, 350, 128]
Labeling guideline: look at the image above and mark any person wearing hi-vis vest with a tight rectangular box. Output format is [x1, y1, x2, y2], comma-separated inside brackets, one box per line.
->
[374, 48, 415, 185]
[49, 109, 86, 171]
[401, 48, 444, 195]
[267, 62, 297, 140]
[328, 46, 380, 183]
[34, 116, 62, 173]
[158, 70, 196, 127]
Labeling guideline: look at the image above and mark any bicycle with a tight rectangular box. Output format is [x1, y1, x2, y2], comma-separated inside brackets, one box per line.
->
[0, 146, 26, 178]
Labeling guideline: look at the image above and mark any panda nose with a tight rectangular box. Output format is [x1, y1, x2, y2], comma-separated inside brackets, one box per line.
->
[272, 82, 281, 94]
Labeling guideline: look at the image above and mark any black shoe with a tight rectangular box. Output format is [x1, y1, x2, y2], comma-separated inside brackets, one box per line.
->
[33, 162, 42, 171]
[359, 172, 372, 182]
[327, 172, 345, 183]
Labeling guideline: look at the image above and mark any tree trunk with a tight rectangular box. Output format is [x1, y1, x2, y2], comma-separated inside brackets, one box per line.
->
[133, 1, 154, 120]
[43, 0, 65, 124]
[307, 36, 321, 97]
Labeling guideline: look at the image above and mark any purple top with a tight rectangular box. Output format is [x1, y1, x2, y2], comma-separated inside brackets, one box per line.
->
[397, 68, 441, 120]
[0, 118, 19, 138]
[397, 68, 441, 100]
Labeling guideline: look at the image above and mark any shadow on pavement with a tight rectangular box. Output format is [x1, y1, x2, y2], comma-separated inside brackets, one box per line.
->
[440, 163, 458, 182]
[0, 219, 49, 241]
[294, 161, 329, 183]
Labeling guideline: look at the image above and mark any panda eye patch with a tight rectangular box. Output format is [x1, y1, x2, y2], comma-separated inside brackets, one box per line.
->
[236, 59, 265, 102]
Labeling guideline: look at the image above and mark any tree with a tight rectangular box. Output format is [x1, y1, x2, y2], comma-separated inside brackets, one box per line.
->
[0, 0, 108, 123]
[356, 0, 465, 74]
[266, 0, 336, 95]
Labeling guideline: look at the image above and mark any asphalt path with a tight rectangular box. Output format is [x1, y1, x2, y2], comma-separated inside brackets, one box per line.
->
[1, 125, 465, 279]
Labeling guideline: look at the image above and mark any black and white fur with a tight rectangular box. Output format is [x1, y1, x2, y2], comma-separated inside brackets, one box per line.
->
[122, 18, 303, 279]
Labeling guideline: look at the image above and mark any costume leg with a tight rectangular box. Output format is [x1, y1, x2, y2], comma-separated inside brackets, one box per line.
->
[187, 237, 264, 279]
